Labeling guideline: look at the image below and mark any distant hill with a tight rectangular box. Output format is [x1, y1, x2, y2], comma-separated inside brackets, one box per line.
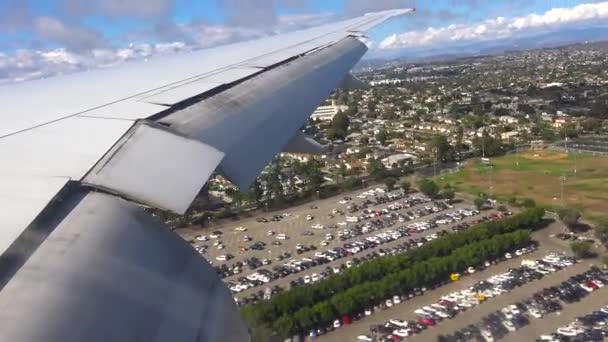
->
[362, 25, 608, 65]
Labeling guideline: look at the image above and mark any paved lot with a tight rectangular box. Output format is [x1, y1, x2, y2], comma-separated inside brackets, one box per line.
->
[411, 259, 596, 341]
[316, 221, 577, 342]
[503, 280, 608, 342]
[178, 186, 484, 300]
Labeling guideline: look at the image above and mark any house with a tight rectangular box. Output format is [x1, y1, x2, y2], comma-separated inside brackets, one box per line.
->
[500, 131, 519, 140]
[553, 114, 571, 128]
[498, 115, 518, 124]
[382, 153, 415, 169]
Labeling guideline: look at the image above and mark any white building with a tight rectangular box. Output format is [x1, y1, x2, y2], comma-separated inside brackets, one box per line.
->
[382, 153, 415, 169]
[310, 99, 348, 121]
[498, 115, 518, 124]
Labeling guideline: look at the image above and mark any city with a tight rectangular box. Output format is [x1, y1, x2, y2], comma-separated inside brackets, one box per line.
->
[170, 41, 608, 341]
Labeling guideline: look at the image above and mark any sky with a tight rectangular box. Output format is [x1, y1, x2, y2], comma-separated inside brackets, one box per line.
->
[0, 0, 607, 83]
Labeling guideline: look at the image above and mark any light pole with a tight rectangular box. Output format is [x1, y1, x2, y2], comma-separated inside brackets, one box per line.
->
[560, 175, 567, 206]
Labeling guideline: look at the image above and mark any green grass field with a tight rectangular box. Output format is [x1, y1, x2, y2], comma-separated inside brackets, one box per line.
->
[435, 150, 608, 218]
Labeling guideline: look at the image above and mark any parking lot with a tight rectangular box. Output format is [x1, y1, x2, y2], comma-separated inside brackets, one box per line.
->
[178, 186, 489, 304]
[315, 220, 591, 342]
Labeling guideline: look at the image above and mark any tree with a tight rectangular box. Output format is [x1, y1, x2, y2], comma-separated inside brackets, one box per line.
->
[441, 187, 455, 203]
[602, 255, 608, 267]
[367, 99, 377, 113]
[474, 196, 487, 210]
[368, 158, 388, 182]
[557, 207, 581, 230]
[384, 177, 397, 191]
[571, 241, 593, 259]
[455, 126, 464, 159]
[473, 130, 502, 157]
[327, 110, 350, 140]
[359, 135, 369, 146]
[400, 180, 411, 193]
[297, 160, 324, 194]
[521, 198, 536, 208]
[429, 135, 454, 162]
[376, 129, 390, 146]
[582, 118, 603, 133]
[417, 178, 440, 199]
[594, 219, 608, 246]
[250, 179, 264, 206]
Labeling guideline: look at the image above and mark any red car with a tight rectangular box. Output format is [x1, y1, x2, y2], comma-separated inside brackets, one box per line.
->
[586, 280, 599, 290]
[417, 318, 436, 326]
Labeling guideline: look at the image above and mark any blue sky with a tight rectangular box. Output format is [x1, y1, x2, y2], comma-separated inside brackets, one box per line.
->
[0, 1, 607, 83]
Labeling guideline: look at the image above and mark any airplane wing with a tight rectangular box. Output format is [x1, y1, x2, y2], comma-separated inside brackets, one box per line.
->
[0, 8, 413, 342]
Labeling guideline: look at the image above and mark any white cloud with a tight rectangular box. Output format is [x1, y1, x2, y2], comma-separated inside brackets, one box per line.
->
[33, 16, 105, 51]
[0, 42, 191, 84]
[0, 8, 341, 84]
[379, 1, 608, 49]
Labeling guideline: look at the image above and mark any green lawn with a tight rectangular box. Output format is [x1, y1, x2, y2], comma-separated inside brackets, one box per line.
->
[435, 150, 608, 219]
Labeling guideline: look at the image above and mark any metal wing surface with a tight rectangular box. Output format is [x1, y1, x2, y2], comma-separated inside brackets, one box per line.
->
[0, 8, 413, 342]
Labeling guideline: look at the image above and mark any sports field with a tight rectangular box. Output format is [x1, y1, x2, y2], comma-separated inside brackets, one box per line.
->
[435, 150, 608, 217]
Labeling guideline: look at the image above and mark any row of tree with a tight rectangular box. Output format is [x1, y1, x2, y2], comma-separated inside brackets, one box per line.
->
[262, 230, 531, 338]
[241, 207, 545, 337]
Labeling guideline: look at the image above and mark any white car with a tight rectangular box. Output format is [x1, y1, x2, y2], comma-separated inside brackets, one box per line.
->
[481, 329, 494, 342]
[267, 230, 275, 236]
[304, 275, 311, 284]
[502, 320, 516, 332]
[385, 299, 393, 308]
[435, 310, 450, 319]
[196, 235, 209, 241]
[557, 327, 582, 336]
[509, 304, 521, 315]
[467, 266, 476, 274]
[311, 273, 320, 282]
[357, 335, 373, 341]
[235, 226, 247, 231]
[580, 283, 594, 292]
[216, 255, 227, 261]
[393, 296, 401, 304]
[389, 319, 408, 328]
[501, 308, 513, 319]
[306, 215, 314, 221]
[504, 252, 513, 259]
[320, 240, 329, 246]
[333, 319, 341, 328]
[276, 234, 287, 240]
[392, 329, 410, 337]
[528, 308, 543, 318]
[414, 309, 428, 316]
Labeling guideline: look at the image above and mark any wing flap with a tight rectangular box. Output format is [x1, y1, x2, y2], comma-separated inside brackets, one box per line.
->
[83, 121, 224, 214]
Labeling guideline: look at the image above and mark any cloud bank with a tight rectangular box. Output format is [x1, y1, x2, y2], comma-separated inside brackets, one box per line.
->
[380, 1, 608, 49]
